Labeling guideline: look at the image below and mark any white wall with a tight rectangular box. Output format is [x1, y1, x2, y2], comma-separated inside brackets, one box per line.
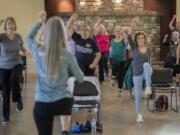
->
[0, 0, 44, 74]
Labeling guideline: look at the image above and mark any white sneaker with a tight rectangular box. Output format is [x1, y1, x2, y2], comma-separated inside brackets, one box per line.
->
[145, 87, 152, 95]
[110, 79, 116, 87]
[136, 114, 144, 123]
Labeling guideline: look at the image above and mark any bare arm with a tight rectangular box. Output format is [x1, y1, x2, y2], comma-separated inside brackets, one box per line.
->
[128, 17, 138, 35]
[19, 46, 27, 55]
[89, 52, 101, 69]
[162, 34, 168, 43]
[66, 13, 78, 38]
[94, 16, 101, 35]
[176, 45, 180, 65]
[169, 15, 176, 30]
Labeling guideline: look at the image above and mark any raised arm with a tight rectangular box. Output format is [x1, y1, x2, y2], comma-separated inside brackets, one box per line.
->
[128, 17, 138, 35]
[162, 34, 168, 43]
[27, 11, 46, 50]
[127, 17, 138, 50]
[94, 16, 101, 35]
[66, 13, 78, 38]
[127, 34, 136, 50]
[169, 15, 176, 30]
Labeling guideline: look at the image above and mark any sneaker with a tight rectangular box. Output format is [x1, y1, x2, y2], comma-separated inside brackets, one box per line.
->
[118, 91, 122, 97]
[110, 79, 116, 87]
[61, 131, 70, 135]
[80, 120, 91, 133]
[145, 87, 152, 95]
[71, 122, 81, 133]
[136, 114, 144, 123]
[2, 119, 9, 126]
[16, 102, 23, 112]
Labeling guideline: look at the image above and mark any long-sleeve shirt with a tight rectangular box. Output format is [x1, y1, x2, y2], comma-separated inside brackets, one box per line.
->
[27, 21, 84, 102]
[128, 35, 151, 76]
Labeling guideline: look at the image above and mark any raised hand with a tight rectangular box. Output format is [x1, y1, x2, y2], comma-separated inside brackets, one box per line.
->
[39, 11, 47, 22]
[71, 13, 78, 21]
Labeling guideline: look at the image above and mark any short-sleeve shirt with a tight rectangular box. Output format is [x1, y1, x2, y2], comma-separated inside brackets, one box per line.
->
[0, 33, 23, 69]
[72, 32, 99, 66]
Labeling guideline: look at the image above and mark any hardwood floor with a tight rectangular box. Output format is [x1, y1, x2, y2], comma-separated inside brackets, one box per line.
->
[0, 77, 180, 135]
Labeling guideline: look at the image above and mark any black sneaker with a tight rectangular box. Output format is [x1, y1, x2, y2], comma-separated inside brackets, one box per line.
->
[61, 131, 70, 135]
[81, 120, 91, 133]
[16, 102, 23, 112]
[2, 119, 9, 126]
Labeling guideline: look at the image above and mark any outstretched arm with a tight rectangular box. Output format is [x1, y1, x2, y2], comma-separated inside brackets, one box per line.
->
[169, 15, 176, 30]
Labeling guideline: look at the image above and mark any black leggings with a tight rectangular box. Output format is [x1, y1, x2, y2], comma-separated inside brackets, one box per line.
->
[33, 98, 73, 135]
[0, 64, 22, 120]
[110, 58, 126, 89]
[99, 52, 109, 82]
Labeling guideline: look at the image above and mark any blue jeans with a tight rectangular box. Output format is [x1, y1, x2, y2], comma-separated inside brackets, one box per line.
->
[133, 63, 152, 114]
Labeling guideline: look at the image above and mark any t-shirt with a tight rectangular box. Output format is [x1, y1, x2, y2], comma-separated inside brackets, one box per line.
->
[128, 35, 151, 76]
[0, 33, 23, 69]
[109, 38, 127, 61]
[72, 32, 99, 66]
[95, 35, 110, 53]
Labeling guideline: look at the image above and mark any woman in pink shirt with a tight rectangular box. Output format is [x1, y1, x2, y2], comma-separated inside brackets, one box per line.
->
[94, 17, 110, 85]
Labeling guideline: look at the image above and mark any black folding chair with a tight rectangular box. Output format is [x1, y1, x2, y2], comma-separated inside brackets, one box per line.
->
[147, 68, 178, 112]
[72, 80, 102, 132]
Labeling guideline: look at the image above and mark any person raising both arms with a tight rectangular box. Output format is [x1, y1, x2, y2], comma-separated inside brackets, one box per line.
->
[94, 16, 110, 85]
[27, 11, 84, 135]
[0, 17, 27, 125]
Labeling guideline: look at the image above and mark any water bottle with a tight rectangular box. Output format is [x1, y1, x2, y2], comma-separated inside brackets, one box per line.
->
[91, 118, 96, 135]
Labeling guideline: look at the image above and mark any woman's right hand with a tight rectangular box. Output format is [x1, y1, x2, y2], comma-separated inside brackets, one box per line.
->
[39, 11, 47, 23]
[0, 18, 4, 25]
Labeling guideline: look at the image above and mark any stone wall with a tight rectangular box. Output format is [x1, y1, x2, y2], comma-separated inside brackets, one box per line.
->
[75, 0, 144, 14]
[62, 15, 161, 60]
[59, 0, 161, 60]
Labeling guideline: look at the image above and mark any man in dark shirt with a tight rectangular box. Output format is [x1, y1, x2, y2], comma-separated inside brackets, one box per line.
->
[66, 14, 101, 76]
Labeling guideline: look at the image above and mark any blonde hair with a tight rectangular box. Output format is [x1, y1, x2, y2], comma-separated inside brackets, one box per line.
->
[80, 24, 90, 32]
[97, 24, 106, 35]
[43, 16, 67, 80]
